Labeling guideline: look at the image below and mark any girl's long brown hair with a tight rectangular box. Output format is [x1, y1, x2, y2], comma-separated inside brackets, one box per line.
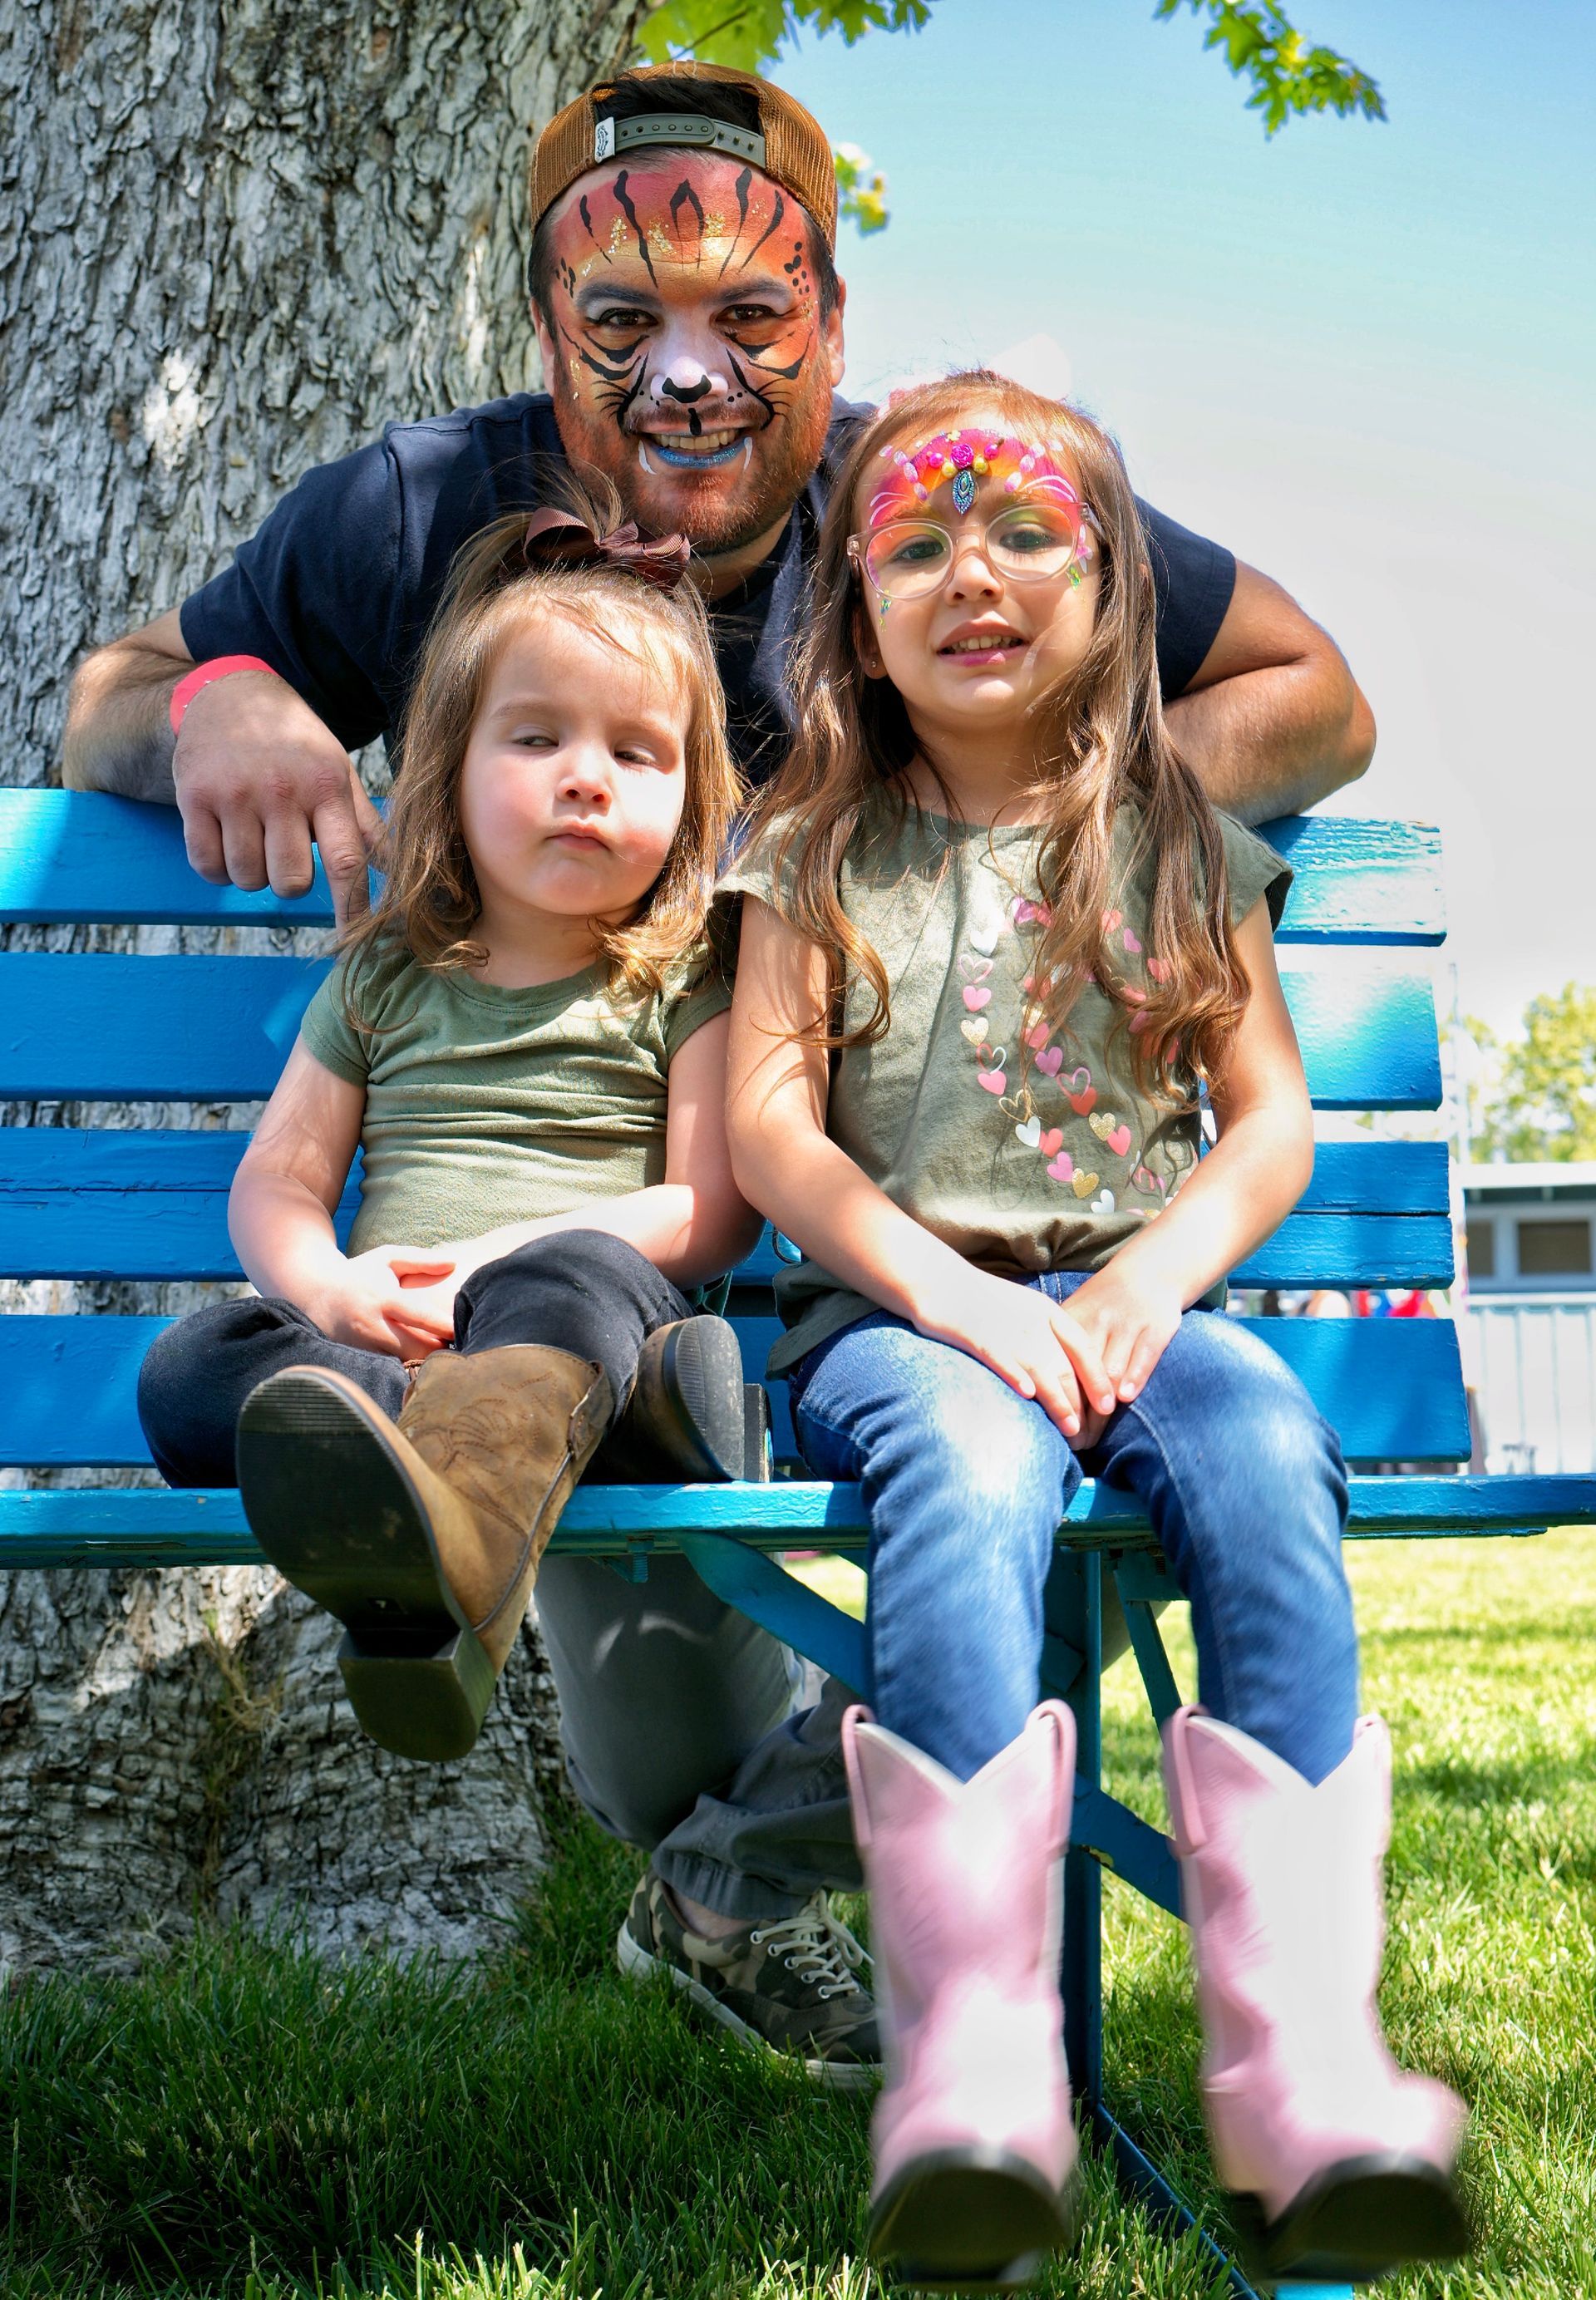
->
[338, 480, 740, 1018]
[757, 372, 1250, 1103]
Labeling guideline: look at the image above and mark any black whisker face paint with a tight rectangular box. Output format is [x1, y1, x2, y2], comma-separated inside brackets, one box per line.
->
[539, 153, 835, 556]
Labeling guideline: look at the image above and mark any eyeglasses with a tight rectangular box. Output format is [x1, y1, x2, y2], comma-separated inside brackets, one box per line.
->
[848, 498, 1095, 605]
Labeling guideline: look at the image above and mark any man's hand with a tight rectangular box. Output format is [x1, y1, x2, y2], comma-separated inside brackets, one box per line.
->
[61, 607, 384, 928]
[174, 671, 384, 927]
[910, 1265, 1116, 1441]
[300, 1244, 460, 1361]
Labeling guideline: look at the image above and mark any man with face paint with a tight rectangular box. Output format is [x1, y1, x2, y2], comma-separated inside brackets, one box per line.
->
[62, 62, 1376, 2083]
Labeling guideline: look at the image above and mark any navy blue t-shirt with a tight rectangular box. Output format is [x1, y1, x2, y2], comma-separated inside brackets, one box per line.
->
[181, 392, 1236, 784]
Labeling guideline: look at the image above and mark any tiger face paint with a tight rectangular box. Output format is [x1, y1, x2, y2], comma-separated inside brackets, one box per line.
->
[533, 153, 845, 559]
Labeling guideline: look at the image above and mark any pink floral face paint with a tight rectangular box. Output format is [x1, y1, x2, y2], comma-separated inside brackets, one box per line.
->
[867, 431, 1084, 528]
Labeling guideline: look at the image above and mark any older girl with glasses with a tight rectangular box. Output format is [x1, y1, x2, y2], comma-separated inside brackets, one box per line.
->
[722, 372, 1469, 2288]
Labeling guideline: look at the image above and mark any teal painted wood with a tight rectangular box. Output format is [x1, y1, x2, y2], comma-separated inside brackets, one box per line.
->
[1259, 816, 1442, 944]
[1296, 1140, 1448, 1214]
[0, 1310, 1473, 1466]
[1234, 1212, 1451, 1289]
[0, 790, 337, 925]
[0, 1127, 1453, 1289]
[0, 950, 1444, 1109]
[0, 954, 330, 1101]
[2, 1473, 1592, 1569]
[1274, 957, 1441, 1110]
[0, 793, 1441, 941]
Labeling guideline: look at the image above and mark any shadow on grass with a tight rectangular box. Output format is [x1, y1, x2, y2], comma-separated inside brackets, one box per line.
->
[0, 1808, 875, 2296]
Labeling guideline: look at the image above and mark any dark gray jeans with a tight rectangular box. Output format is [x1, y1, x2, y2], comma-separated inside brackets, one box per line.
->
[137, 1230, 859, 1919]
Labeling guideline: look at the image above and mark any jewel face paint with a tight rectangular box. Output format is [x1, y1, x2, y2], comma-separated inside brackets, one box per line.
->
[535, 152, 840, 557]
[853, 432, 1096, 604]
[867, 432, 1084, 529]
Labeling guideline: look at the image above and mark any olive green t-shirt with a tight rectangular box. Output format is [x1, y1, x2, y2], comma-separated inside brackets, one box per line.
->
[721, 796, 1290, 1373]
[299, 942, 731, 1255]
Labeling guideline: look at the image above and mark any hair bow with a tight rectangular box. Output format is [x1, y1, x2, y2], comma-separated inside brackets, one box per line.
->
[519, 506, 692, 592]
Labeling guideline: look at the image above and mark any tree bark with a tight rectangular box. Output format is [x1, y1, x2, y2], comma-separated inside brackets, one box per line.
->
[0, 0, 649, 1967]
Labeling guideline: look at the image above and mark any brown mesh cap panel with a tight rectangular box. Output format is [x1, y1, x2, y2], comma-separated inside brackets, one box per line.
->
[530, 62, 837, 250]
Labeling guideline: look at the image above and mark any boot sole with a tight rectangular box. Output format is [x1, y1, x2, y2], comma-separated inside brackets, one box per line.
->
[869, 2145, 1080, 2288]
[237, 1367, 495, 1762]
[614, 1915, 878, 2094]
[1233, 2153, 1472, 2281]
[617, 1317, 749, 1481]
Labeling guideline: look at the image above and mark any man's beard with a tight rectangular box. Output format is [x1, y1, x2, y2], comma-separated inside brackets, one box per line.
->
[550, 371, 835, 560]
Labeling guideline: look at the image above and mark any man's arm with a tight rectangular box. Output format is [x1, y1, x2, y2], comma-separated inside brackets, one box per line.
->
[1163, 561, 1377, 825]
[61, 608, 192, 802]
[60, 607, 382, 925]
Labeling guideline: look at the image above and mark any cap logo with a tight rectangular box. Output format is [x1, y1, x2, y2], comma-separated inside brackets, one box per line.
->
[594, 116, 616, 160]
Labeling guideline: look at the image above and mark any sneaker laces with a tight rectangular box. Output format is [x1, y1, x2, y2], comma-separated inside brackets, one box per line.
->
[751, 1894, 870, 1999]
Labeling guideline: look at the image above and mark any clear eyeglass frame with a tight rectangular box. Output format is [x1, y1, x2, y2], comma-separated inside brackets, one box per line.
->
[847, 499, 1097, 604]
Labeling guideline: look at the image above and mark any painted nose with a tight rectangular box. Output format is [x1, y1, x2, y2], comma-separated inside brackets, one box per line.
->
[651, 357, 727, 404]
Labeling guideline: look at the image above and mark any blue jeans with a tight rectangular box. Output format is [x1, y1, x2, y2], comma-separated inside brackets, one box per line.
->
[791, 1273, 1357, 1787]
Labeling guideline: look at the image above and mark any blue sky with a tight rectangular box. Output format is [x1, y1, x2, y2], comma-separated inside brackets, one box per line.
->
[772, 0, 1595, 1036]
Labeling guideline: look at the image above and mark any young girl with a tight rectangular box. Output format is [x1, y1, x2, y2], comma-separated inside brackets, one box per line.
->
[724, 376, 1469, 2287]
[139, 500, 762, 1765]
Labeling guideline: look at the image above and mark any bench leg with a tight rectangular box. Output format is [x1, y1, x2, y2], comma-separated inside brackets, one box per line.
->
[1052, 1552, 1354, 2300]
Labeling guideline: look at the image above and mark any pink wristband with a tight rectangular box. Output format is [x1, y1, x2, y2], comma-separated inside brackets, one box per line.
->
[169, 654, 280, 734]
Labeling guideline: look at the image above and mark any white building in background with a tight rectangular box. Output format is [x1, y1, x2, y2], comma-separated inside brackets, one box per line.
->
[1461, 1162, 1596, 1473]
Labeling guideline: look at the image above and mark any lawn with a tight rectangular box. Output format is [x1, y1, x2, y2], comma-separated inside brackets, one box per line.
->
[3, 1530, 1593, 2299]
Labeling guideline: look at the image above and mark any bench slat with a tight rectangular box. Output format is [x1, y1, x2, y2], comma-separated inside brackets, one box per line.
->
[0, 790, 334, 926]
[0, 1311, 1472, 1469]
[0, 951, 1443, 1109]
[1, 1469, 1589, 1573]
[1256, 815, 1443, 943]
[0, 793, 1443, 942]
[0, 1183, 1455, 1290]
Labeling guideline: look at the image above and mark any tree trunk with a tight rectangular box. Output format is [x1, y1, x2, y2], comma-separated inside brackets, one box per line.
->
[0, 0, 649, 1967]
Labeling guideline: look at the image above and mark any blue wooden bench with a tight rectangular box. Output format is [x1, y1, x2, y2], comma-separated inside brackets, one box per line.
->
[4, 786, 1594, 2298]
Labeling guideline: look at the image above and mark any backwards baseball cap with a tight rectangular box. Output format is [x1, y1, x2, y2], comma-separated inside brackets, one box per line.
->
[530, 61, 838, 252]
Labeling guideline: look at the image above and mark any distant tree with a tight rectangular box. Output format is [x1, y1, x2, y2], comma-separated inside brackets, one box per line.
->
[1465, 986, 1596, 1164]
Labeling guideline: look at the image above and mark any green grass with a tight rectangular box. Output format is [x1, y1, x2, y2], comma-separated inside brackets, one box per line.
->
[3, 1531, 1594, 2298]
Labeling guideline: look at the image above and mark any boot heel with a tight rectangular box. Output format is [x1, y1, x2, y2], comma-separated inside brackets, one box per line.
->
[337, 1626, 496, 1762]
[1235, 2152, 1473, 2282]
[869, 2146, 1079, 2289]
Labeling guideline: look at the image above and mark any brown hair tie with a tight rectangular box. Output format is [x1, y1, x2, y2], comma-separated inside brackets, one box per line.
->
[519, 506, 692, 593]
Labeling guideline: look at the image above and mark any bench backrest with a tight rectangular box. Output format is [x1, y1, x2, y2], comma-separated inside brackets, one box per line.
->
[0, 790, 1465, 1472]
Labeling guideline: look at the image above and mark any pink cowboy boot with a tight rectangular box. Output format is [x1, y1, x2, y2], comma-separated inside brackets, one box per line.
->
[1161, 1705, 1470, 2282]
[842, 1701, 1080, 2288]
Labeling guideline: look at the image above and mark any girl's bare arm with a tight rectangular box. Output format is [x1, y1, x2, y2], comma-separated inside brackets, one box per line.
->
[1064, 898, 1316, 1401]
[727, 899, 1113, 1435]
[229, 1040, 455, 1359]
[229, 1038, 367, 1306]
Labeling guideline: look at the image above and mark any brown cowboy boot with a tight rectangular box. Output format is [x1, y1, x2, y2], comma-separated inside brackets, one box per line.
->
[238, 1348, 610, 1761]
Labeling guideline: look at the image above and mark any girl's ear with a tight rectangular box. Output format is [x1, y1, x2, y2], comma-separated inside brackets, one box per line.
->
[852, 597, 886, 681]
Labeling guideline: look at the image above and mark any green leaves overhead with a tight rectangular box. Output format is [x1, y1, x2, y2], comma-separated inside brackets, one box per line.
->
[639, 0, 1383, 140]
[638, 0, 931, 81]
[1153, 0, 1385, 134]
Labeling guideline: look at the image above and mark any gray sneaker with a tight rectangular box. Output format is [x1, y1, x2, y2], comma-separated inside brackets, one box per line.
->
[617, 1871, 880, 2091]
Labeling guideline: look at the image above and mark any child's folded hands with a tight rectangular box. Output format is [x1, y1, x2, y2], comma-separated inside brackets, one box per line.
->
[910, 1263, 1116, 1444]
[300, 1243, 460, 1360]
